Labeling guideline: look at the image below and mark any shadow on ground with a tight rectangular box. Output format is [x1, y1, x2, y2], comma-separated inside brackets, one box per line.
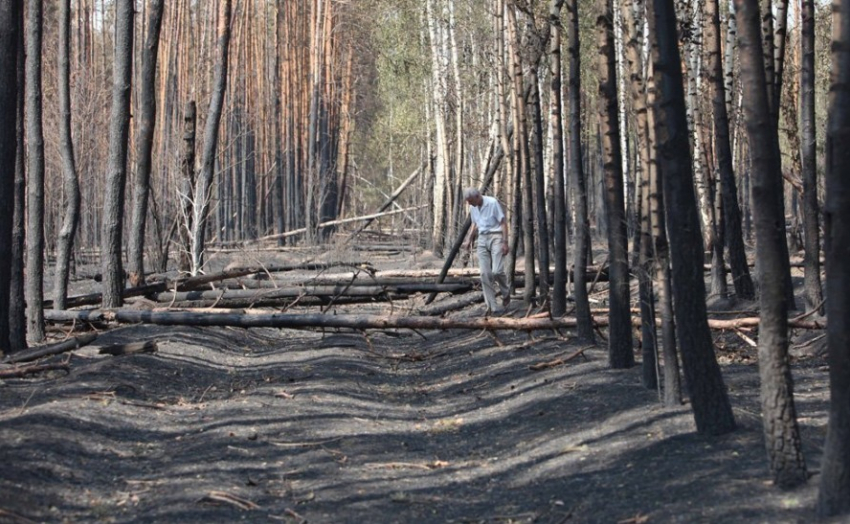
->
[0, 322, 832, 523]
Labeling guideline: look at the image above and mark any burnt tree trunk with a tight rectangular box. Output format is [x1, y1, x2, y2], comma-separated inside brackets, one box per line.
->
[648, 0, 736, 434]
[127, 0, 165, 288]
[9, 4, 25, 352]
[101, 0, 134, 308]
[527, 36, 551, 301]
[800, 0, 824, 313]
[53, 0, 82, 311]
[649, 68, 681, 406]
[817, 0, 850, 515]
[191, 0, 232, 274]
[0, 1, 20, 353]
[736, 0, 807, 487]
[25, 0, 45, 341]
[597, 0, 633, 368]
[567, 0, 594, 340]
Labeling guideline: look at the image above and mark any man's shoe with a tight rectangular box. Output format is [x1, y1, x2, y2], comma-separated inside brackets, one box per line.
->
[502, 294, 511, 308]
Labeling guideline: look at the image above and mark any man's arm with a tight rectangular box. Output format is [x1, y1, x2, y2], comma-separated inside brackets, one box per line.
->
[465, 222, 478, 251]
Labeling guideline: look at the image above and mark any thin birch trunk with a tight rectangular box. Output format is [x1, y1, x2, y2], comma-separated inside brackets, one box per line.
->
[550, 0, 568, 316]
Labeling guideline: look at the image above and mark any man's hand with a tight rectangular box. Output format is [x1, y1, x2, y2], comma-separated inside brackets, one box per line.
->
[501, 241, 509, 256]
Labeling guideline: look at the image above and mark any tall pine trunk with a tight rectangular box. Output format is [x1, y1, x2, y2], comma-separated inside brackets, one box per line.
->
[567, 0, 594, 340]
[648, 67, 681, 406]
[597, 0, 633, 368]
[648, 0, 735, 434]
[550, 0, 567, 317]
[736, 0, 807, 487]
[818, 0, 850, 514]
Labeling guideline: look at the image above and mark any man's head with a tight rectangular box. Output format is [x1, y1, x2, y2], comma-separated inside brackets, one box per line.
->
[463, 187, 483, 207]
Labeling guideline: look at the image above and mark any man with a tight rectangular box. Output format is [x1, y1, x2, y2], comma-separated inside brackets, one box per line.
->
[463, 188, 511, 315]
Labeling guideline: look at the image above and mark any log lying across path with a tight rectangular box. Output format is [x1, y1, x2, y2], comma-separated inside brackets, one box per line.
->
[51, 261, 375, 308]
[153, 283, 472, 303]
[43, 309, 825, 332]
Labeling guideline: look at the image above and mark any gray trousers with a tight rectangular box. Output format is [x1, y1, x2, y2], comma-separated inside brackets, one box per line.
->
[476, 233, 510, 312]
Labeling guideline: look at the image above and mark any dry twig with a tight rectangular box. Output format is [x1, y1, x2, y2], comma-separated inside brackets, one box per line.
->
[197, 491, 259, 511]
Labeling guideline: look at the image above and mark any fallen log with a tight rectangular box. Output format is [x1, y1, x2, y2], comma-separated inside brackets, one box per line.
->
[54, 262, 376, 308]
[43, 309, 826, 332]
[189, 262, 375, 286]
[222, 276, 477, 289]
[43, 308, 601, 331]
[46, 281, 170, 309]
[153, 283, 472, 303]
[236, 272, 602, 289]
[2, 333, 99, 364]
[389, 267, 607, 281]
[160, 294, 411, 309]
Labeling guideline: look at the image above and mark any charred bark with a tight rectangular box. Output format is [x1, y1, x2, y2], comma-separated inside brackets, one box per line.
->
[127, 0, 165, 288]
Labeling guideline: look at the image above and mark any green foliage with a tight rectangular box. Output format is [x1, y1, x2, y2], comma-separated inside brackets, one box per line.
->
[348, 0, 429, 210]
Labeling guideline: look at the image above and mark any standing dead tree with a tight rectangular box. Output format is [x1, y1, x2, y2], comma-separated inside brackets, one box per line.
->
[0, 1, 20, 354]
[190, 0, 232, 275]
[127, 0, 165, 288]
[597, 0, 633, 369]
[25, 0, 46, 341]
[54, 0, 82, 311]
[101, 0, 135, 308]
[818, 0, 850, 515]
[737, 0, 807, 488]
[648, 0, 736, 435]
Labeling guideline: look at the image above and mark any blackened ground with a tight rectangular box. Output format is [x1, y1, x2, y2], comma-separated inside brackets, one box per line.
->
[0, 297, 837, 523]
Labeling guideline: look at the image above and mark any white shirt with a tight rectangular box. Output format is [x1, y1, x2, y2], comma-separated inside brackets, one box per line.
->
[470, 196, 505, 234]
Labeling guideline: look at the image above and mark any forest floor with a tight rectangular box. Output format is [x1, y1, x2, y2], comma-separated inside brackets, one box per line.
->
[0, 245, 840, 523]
